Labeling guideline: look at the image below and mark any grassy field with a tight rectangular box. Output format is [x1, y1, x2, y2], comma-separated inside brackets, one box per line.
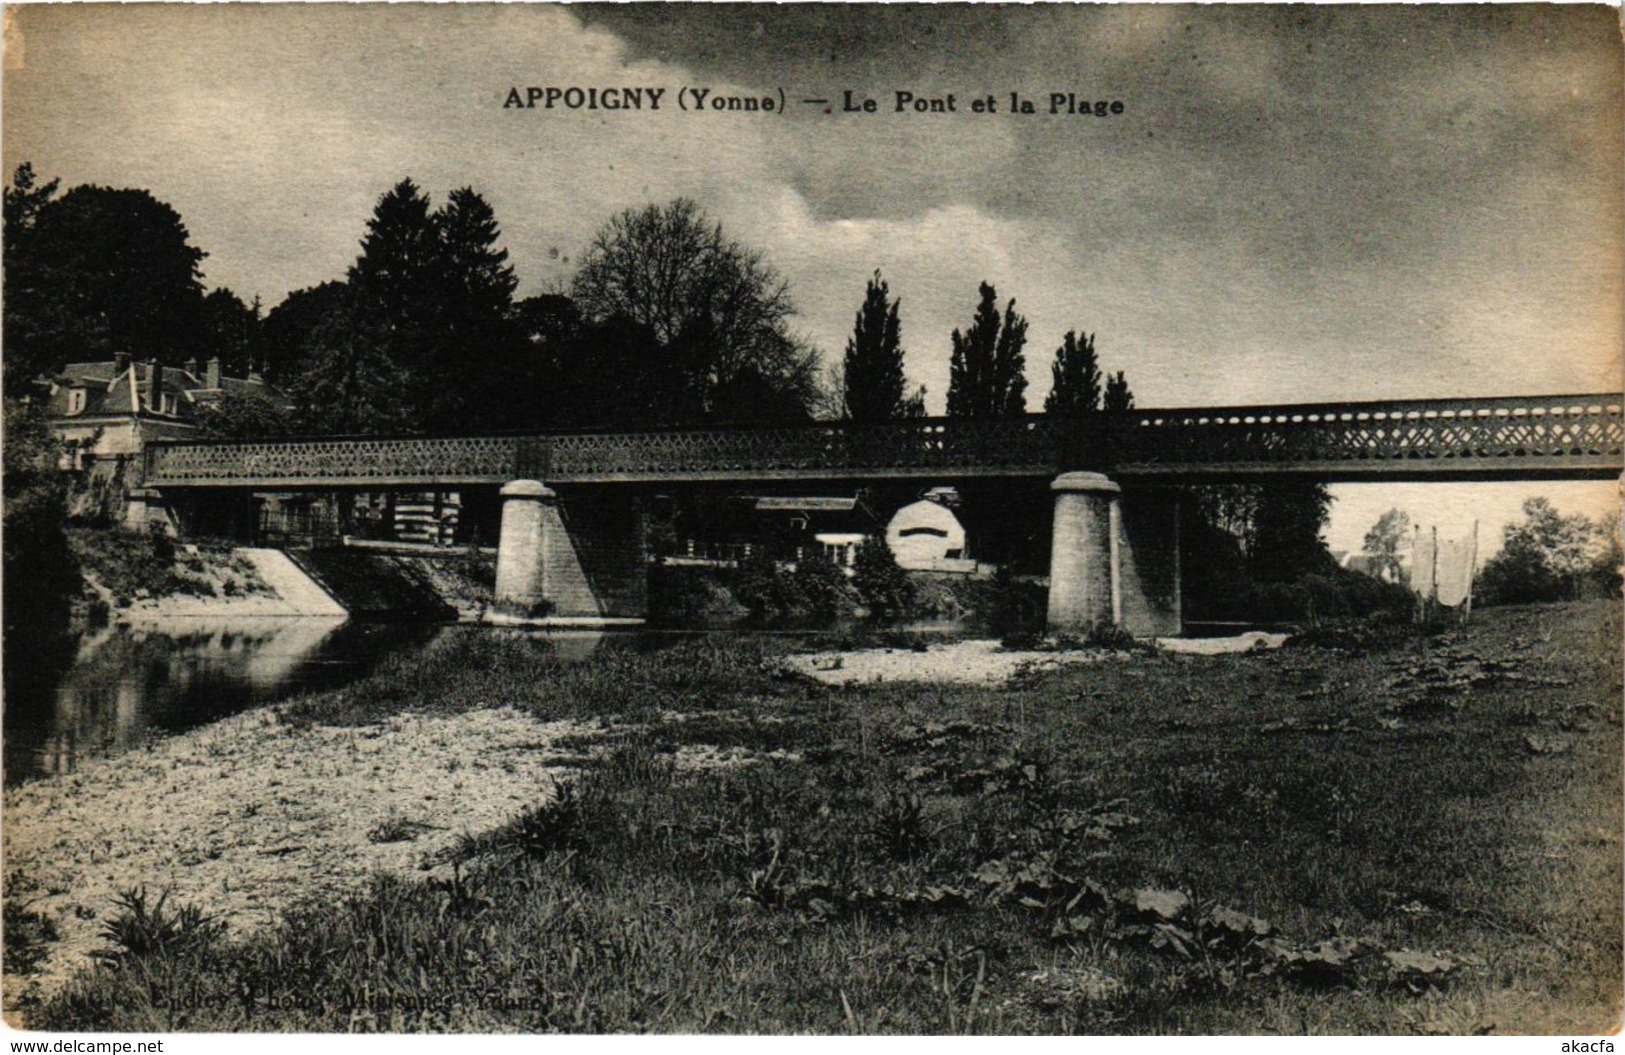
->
[24, 603, 1622, 1034]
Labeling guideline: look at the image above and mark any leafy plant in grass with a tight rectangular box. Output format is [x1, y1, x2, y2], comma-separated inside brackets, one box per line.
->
[367, 816, 434, 844]
[871, 787, 931, 861]
[94, 887, 224, 962]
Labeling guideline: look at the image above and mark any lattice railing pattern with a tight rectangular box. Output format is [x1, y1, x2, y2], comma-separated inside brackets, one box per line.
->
[145, 435, 519, 487]
[545, 417, 1057, 480]
[144, 393, 1622, 488]
[1112, 394, 1624, 475]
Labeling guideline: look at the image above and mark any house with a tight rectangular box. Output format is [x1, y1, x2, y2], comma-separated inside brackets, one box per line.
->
[750, 495, 877, 569]
[1340, 549, 1409, 584]
[44, 352, 283, 479]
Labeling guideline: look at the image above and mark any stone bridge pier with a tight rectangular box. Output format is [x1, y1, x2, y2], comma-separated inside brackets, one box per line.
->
[493, 480, 648, 623]
[1047, 471, 1181, 638]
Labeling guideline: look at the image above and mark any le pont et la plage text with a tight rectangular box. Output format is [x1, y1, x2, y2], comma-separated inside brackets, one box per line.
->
[503, 86, 1126, 117]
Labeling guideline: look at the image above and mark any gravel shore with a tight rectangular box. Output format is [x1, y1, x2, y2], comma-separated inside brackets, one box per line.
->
[4, 704, 594, 1003]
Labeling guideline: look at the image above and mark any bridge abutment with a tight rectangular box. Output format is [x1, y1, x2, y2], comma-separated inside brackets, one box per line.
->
[1046, 473, 1181, 637]
[123, 487, 177, 536]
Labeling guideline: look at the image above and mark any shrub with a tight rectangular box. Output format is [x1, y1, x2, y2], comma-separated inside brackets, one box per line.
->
[731, 551, 784, 623]
[730, 551, 853, 626]
[67, 527, 186, 606]
[852, 536, 913, 623]
[975, 564, 1047, 645]
[788, 553, 851, 625]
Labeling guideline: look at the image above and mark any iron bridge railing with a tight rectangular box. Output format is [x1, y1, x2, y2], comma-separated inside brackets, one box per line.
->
[142, 393, 1623, 488]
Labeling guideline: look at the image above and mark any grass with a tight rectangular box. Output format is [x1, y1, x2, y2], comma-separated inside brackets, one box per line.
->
[26, 602, 1623, 1034]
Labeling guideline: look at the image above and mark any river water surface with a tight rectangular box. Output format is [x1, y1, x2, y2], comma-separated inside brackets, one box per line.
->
[1, 619, 663, 785]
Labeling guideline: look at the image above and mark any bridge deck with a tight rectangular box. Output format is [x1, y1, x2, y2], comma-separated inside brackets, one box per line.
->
[142, 393, 1624, 489]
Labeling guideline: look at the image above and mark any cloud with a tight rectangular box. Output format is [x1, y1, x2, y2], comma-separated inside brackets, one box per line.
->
[4, 4, 1619, 413]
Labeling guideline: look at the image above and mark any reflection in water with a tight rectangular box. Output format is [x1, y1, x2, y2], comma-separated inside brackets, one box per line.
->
[1, 620, 708, 786]
[3, 618, 442, 785]
[2, 619, 863, 786]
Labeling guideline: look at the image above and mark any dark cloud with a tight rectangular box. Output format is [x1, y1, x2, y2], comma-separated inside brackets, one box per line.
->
[4, 3, 1618, 410]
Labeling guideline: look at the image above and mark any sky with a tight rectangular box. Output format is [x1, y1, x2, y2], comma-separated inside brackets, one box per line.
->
[4, 3, 1620, 553]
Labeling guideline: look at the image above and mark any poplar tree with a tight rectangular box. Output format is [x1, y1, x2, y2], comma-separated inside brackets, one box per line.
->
[841, 270, 922, 421]
[1104, 370, 1135, 412]
[1045, 330, 1102, 416]
[946, 282, 1027, 417]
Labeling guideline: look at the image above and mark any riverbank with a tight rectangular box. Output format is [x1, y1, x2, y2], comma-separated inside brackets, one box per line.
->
[7, 605, 1620, 1033]
[3, 703, 594, 1006]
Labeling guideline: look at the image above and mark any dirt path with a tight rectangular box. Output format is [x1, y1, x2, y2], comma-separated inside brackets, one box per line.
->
[3, 705, 595, 1004]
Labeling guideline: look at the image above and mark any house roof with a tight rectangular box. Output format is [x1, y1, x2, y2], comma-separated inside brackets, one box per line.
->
[47, 360, 284, 422]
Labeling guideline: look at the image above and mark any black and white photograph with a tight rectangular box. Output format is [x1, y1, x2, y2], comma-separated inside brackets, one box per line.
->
[1, 1, 1621, 1038]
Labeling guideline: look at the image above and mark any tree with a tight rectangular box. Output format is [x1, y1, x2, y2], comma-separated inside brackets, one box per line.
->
[4, 171, 207, 392]
[1362, 508, 1412, 583]
[841, 270, 923, 421]
[2, 164, 63, 395]
[569, 199, 815, 422]
[1477, 497, 1614, 604]
[422, 186, 523, 429]
[194, 390, 295, 440]
[1045, 330, 1102, 416]
[261, 282, 349, 384]
[1103, 370, 1135, 413]
[438, 187, 519, 324]
[946, 282, 1027, 417]
[1248, 483, 1335, 582]
[199, 287, 261, 378]
[344, 178, 443, 398]
[285, 287, 413, 435]
[280, 179, 526, 432]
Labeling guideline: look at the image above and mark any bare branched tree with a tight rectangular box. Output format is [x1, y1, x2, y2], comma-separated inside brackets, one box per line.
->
[570, 199, 812, 419]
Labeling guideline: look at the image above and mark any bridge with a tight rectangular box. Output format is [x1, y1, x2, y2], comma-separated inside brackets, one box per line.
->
[128, 392, 1623, 635]
[142, 394, 1624, 489]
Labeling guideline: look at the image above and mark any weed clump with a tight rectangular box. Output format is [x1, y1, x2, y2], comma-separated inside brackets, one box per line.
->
[94, 887, 224, 962]
[4, 898, 60, 976]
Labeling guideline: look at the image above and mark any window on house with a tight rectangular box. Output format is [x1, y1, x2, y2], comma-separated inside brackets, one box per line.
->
[67, 388, 86, 415]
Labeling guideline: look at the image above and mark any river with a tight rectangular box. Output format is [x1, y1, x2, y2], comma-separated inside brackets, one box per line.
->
[0, 618, 658, 785]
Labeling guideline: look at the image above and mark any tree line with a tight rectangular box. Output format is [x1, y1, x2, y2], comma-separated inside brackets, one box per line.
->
[3, 167, 1139, 436]
[6, 165, 1355, 621]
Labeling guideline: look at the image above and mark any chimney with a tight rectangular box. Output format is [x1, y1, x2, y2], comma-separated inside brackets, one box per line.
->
[144, 360, 161, 412]
[184, 357, 198, 377]
[114, 350, 131, 373]
[205, 356, 221, 389]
